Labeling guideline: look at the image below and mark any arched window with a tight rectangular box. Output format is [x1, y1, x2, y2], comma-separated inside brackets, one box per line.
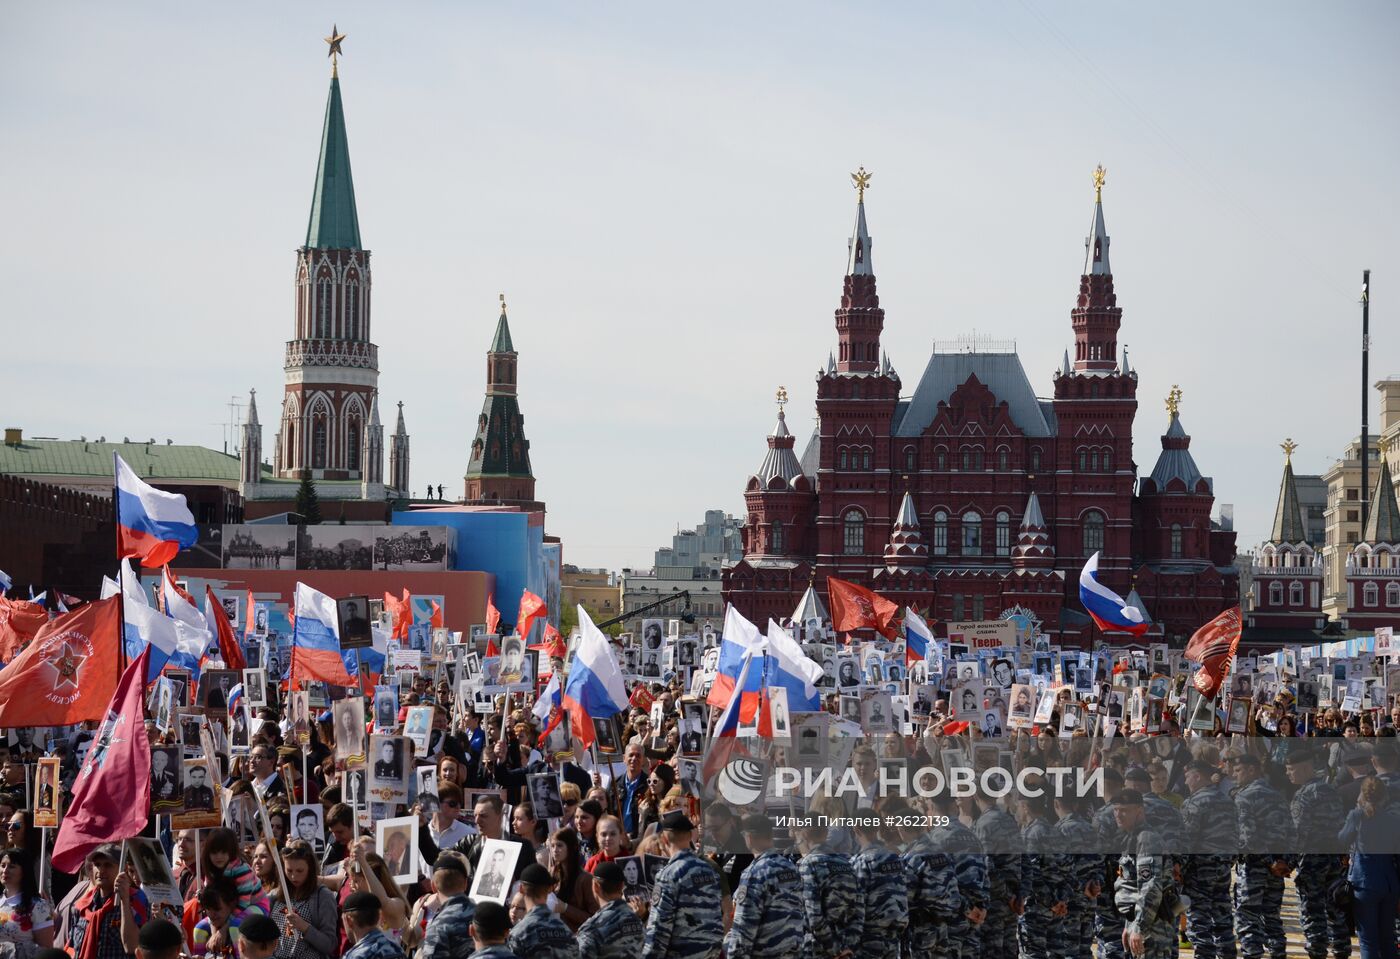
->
[962, 448, 973, 472]
[933, 511, 948, 555]
[995, 511, 1011, 556]
[347, 417, 361, 471]
[1083, 511, 1105, 555]
[1289, 582, 1303, 606]
[843, 510, 865, 555]
[1388, 583, 1400, 607]
[961, 511, 981, 556]
[905, 447, 917, 471]
[1364, 582, 1380, 607]
[838, 448, 848, 470]
[1279, 549, 1291, 568]
[1078, 448, 1088, 472]
[1170, 524, 1183, 558]
[1029, 447, 1041, 472]
[1090, 450, 1099, 472]
[973, 447, 984, 470]
[997, 447, 1010, 471]
[935, 448, 947, 471]
[316, 278, 333, 338]
[862, 448, 872, 470]
[1268, 582, 1283, 606]
[312, 416, 328, 470]
[771, 520, 784, 553]
[345, 282, 359, 339]
[1102, 448, 1113, 472]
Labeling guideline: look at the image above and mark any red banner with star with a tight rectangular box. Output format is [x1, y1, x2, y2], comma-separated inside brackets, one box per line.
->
[0, 595, 121, 727]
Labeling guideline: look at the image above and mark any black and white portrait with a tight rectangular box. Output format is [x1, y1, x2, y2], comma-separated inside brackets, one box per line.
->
[333, 697, 366, 762]
[641, 620, 664, 652]
[374, 686, 398, 731]
[150, 746, 183, 812]
[369, 735, 409, 803]
[499, 637, 525, 683]
[291, 804, 325, 852]
[242, 668, 266, 707]
[404, 706, 434, 754]
[526, 771, 565, 819]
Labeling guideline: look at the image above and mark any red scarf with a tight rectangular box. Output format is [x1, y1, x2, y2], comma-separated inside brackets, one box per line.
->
[69, 885, 122, 959]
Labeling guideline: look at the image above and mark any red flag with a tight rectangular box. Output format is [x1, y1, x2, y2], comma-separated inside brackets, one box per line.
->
[51, 647, 153, 873]
[205, 586, 246, 671]
[0, 596, 49, 663]
[383, 591, 412, 640]
[485, 637, 500, 657]
[244, 590, 256, 640]
[629, 684, 655, 711]
[486, 595, 501, 636]
[517, 590, 547, 640]
[429, 599, 443, 629]
[530, 622, 567, 660]
[0, 597, 121, 727]
[826, 576, 899, 639]
[1186, 606, 1242, 699]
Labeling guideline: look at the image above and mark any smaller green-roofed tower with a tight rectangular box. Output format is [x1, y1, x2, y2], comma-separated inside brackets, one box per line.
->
[464, 296, 542, 512]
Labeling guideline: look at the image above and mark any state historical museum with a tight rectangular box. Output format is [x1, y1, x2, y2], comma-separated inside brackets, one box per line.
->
[722, 169, 1239, 647]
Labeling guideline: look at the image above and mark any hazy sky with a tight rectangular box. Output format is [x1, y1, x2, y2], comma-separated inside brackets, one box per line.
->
[3, 3, 1397, 573]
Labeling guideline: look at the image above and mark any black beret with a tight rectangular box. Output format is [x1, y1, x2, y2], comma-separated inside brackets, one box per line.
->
[520, 863, 555, 887]
[344, 891, 382, 914]
[1231, 752, 1263, 767]
[739, 813, 773, 836]
[1182, 759, 1216, 777]
[137, 919, 185, 952]
[432, 855, 468, 877]
[590, 861, 626, 885]
[1123, 766, 1151, 783]
[1111, 788, 1145, 807]
[659, 809, 695, 832]
[472, 902, 511, 938]
[237, 915, 282, 945]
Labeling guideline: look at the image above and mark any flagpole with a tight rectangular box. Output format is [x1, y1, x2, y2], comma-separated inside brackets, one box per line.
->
[113, 452, 129, 675]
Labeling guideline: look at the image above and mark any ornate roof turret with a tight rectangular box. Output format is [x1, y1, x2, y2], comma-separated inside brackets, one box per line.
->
[367, 392, 380, 428]
[1011, 491, 1054, 568]
[846, 167, 874, 277]
[394, 400, 407, 436]
[883, 492, 928, 572]
[1362, 441, 1400, 544]
[1146, 386, 1210, 493]
[490, 295, 515, 354]
[305, 27, 361, 250]
[1124, 585, 1152, 624]
[245, 388, 259, 427]
[792, 582, 829, 626]
[1084, 164, 1111, 275]
[834, 168, 884, 373]
[1269, 439, 1308, 544]
[752, 388, 805, 488]
[1068, 165, 1122, 374]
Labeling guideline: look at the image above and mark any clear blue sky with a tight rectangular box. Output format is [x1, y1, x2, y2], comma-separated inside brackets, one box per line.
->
[3, 2, 1397, 572]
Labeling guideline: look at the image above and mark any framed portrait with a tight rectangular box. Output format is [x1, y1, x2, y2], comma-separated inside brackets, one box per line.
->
[171, 757, 222, 829]
[34, 756, 62, 828]
[373, 685, 399, 732]
[375, 815, 419, 887]
[1226, 697, 1250, 734]
[198, 669, 239, 711]
[470, 838, 521, 905]
[1007, 684, 1037, 729]
[164, 668, 192, 710]
[1296, 680, 1320, 712]
[333, 697, 367, 764]
[368, 735, 409, 803]
[176, 709, 204, 752]
[128, 838, 181, 909]
[641, 619, 664, 652]
[415, 766, 437, 802]
[337, 596, 372, 650]
[151, 678, 175, 735]
[526, 771, 565, 820]
[243, 669, 267, 708]
[592, 715, 623, 755]
[768, 687, 791, 739]
[291, 804, 325, 853]
[615, 855, 646, 897]
[860, 691, 894, 735]
[403, 705, 435, 755]
[677, 758, 703, 798]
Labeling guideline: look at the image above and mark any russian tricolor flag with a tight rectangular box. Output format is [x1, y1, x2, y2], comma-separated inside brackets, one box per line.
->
[102, 559, 205, 682]
[533, 672, 565, 740]
[702, 647, 757, 783]
[114, 454, 197, 568]
[290, 583, 357, 688]
[342, 626, 388, 692]
[1079, 552, 1149, 636]
[561, 605, 627, 750]
[904, 607, 933, 667]
[705, 607, 822, 719]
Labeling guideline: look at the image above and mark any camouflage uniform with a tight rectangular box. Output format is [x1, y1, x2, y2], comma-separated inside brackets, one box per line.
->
[1234, 776, 1295, 959]
[926, 816, 989, 959]
[850, 840, 908, 959]
[974, 804, 1023, 959]
[343, 929, 408, 959]
[1289, 770, 1349, 959]
[507, 905, 579, 959]
[1178, 781, 1239, 959]
[722, 848, 804, 959]
[1019, 815, 1070, 959]
[1115, 817, 1179, 959]
[420, 894, 477, 959]
[902, 833, 963, 959]
[1094, 801, 1128, 959]
[576, 898, 646, 959]
[641, 849, 723, 959]
[797, 843, 863, 959]
[1056, 811, 1101, 959]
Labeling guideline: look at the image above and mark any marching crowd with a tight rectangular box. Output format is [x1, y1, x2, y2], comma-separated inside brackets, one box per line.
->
[4, 652, 1400, 959]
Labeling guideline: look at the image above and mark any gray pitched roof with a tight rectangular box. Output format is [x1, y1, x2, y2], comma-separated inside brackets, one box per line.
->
[799, 429, 821, 476]
[1363, 457, 1400, 544]
[1270, 459, 1307, 544]
[1147, 413, 1211, 492]
[893, 353, 1054, 437]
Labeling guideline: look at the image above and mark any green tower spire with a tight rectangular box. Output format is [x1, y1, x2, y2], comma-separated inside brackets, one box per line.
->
[304, 70, 361, 250]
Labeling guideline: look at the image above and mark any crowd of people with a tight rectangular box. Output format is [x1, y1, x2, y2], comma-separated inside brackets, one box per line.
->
[4, 621, 1400, 959]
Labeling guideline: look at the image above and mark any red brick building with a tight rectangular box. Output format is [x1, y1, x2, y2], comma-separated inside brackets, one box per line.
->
[723, 171, 1239, 646]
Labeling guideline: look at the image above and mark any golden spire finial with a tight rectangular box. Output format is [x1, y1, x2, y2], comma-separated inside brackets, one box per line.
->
[851, 167, 872, 203]
[1281, 438, 1298, 463]
[1093, 164, 1107, 203]
[1165, 384, 1182, 417]
[325, 24, 346, 77]
[1380, 434, 1393, 456]
[499, 292, 507, 316]
[775, 385, 789, 413]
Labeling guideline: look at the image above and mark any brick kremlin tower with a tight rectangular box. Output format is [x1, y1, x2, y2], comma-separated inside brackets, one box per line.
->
[464, 296, 544, 513]
[240, 28, 408, 518]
